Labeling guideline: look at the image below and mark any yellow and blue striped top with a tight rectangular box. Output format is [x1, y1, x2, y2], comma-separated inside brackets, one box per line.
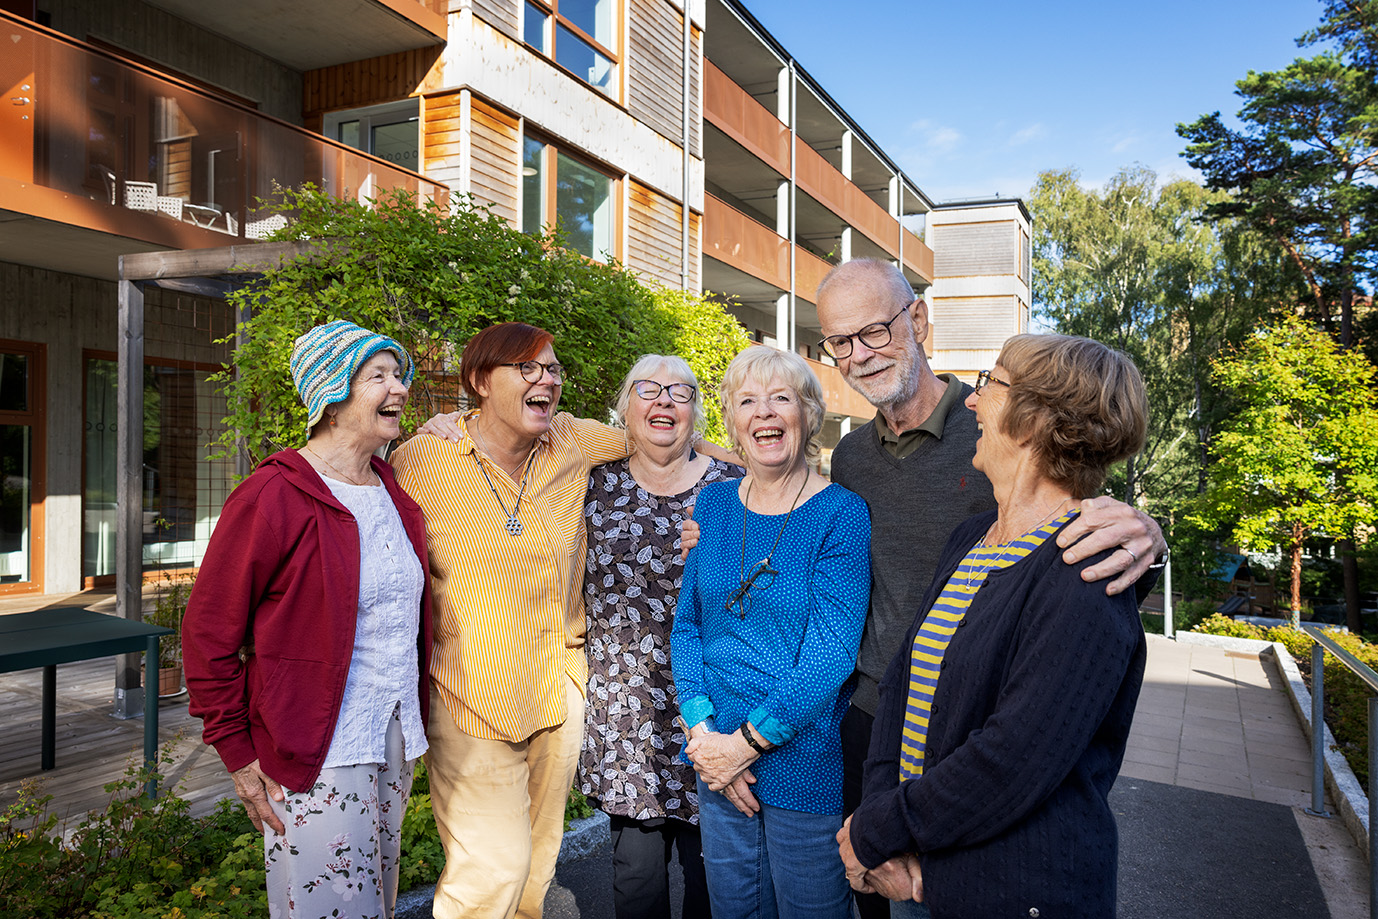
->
[898, 509, 1079, 781]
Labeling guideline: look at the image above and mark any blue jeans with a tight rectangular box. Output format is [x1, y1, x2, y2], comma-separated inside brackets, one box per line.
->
[696, 777, 850, 919]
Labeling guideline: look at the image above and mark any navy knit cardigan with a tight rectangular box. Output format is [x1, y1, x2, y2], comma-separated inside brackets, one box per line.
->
[850, 509, 1147, 919]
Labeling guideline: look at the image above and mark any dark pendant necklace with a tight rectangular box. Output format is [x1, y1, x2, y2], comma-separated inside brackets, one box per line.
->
[473, 445, 539, 536]
[727, 471, 809, 619]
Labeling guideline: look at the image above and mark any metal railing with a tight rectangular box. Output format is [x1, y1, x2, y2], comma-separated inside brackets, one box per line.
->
[1300, 622, 1376, 917]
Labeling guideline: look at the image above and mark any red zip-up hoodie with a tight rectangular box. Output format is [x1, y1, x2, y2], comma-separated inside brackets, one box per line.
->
[183, 448, 433, 792]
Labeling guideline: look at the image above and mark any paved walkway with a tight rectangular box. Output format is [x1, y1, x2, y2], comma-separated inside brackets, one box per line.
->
[1, 600, 1368, 917]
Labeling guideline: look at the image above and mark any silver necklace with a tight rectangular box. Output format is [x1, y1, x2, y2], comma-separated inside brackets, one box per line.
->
[470, 425, 539, 535]
[304, 446, 377, 486]
[970, 499, 1071, 580]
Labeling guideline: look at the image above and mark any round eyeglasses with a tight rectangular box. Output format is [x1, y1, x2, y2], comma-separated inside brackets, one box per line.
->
[504, 360, 567, 384]
[633, 380, 697, 403]
[817, 301, 915, 360]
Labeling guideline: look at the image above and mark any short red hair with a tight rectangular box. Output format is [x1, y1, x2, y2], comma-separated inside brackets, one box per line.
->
[460, 322, 555, 405]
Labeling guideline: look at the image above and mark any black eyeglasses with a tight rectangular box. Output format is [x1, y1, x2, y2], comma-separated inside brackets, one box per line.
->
[634, 380, 697, 403]
[505, 361, 567, 384]
[725, 559, 777, 620]
[974, 370, 1010, 394]
[817, 301, 915, 360]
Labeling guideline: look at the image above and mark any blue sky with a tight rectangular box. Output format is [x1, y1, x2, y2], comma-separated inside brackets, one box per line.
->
[739, 0, 1332, 201]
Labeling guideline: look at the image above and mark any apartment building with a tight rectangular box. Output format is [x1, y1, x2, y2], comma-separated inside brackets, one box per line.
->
[0, 0, 1024, 597]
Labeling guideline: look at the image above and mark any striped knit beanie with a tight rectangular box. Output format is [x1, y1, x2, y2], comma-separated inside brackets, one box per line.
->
[290, 320, 415, 431]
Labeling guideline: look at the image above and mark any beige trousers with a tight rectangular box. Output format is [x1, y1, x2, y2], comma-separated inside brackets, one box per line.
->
[427, 677, 585, 919]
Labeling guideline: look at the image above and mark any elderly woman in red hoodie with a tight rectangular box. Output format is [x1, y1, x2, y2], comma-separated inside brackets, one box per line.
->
[183, 320, 433, 919]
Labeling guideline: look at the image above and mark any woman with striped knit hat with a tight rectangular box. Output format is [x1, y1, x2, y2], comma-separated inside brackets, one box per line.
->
[183, 319, 434, 919]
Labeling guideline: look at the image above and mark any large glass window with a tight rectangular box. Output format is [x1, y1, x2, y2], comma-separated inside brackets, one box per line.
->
[0, 342, 43, 592]
[84, 356, 229, 580]
[324, 101, 421, 172]
[524, 0, 618, 96]
[522, 134, 616, 261]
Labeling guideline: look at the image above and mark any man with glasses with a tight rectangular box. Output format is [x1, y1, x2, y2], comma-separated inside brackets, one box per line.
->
[816, 258, 1164, 916]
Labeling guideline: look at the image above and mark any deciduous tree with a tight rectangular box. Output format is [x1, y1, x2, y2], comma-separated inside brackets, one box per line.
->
[1189, 318, 1378, 627]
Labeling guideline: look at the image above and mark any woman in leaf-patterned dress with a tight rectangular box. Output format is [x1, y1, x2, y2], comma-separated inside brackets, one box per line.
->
[581, 355, 744, 919]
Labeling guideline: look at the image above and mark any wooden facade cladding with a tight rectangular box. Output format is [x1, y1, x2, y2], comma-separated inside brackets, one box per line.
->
[467, 96, 521, 223]
[627, 180, 699, 289]
[929, 296, 1018, 350]
[704, 61, 789, 175]
[302, 46, 444, 126]
[472, 0, 520, 41]
[627, 0, 701, 157]
[932, 220, 1017, 278]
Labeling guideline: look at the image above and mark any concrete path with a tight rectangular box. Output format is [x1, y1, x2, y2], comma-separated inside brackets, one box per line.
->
[537, 634, 1369, 918]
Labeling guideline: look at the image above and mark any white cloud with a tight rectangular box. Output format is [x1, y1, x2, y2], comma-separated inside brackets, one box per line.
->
[905, 119, 963, 155]
[1110, 132, 1142, 154]
[1008, 123, 1047, 146]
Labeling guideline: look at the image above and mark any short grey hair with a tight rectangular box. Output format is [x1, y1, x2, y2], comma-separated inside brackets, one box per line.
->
[613, 354, 705, 435]
[815, 257, 915, 310]
[719, 346, 826, 461]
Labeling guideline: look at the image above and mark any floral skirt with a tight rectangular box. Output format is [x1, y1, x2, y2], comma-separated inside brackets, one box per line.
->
[264, 708, 416, 919]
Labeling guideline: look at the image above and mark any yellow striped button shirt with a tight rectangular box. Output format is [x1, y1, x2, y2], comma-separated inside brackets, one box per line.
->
[391, 410, 630, 743]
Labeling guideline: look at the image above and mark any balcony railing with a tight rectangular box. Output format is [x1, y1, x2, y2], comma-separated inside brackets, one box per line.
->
[703, 193, 835, 301]
[0, 13, 448, 250]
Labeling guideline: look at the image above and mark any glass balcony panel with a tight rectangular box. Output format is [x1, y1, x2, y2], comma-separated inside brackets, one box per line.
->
[0, 15, 447, 246]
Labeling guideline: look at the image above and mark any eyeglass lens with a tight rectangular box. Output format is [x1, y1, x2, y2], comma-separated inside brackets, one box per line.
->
[634, 380, 696, 403]
[819, 302, 911, 360]
[518, 361, 565, 383]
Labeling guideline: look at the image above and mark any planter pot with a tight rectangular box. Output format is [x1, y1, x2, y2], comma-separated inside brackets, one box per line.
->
[158, 664, 184, 697]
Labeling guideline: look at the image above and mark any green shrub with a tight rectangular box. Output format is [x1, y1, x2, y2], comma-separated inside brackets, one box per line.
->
[0, 749, 604, 914]
[1192, 616, 1373, 790]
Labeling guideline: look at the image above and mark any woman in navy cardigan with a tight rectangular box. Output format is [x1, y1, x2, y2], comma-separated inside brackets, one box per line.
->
[838, 334, 1150, 919]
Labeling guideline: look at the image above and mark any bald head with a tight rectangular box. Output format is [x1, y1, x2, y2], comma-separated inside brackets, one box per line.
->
[815, 258, 914, 314]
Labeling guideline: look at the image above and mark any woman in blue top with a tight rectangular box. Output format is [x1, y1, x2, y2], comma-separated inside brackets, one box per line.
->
[672, 345, 871, 919]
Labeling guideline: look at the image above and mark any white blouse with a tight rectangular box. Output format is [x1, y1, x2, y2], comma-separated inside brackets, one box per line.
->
[319, 473, 428, 767]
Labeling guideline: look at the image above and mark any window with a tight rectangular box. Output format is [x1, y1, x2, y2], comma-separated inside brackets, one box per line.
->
[83, 355, 229, 582]
[524, 0, 618, 95]
[323, 100, 421, 171]
[523, 134, 617, 261]
[0, 341, 44, 594]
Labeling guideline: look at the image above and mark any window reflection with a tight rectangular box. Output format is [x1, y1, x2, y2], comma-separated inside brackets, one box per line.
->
[555, 24, 613, 91]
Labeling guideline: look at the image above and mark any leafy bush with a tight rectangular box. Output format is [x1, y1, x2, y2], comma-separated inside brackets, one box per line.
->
[0, 742, 607, 914]
[1192, 616, 1373, 790]
[216, 187, 749, 467]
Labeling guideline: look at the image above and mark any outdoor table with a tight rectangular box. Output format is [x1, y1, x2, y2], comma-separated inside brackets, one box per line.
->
[0, 606, 172, 796]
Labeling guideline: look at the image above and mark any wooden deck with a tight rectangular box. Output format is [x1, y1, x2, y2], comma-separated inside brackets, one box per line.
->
[0, 593, 235, 827]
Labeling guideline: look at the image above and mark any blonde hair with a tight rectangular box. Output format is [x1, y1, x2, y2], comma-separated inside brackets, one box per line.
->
[997, 334, 1148, 496]
[613, 354, 705, 436]
[719, 346, 826, 461]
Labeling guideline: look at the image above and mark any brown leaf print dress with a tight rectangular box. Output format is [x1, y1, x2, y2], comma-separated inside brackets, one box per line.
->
[579, 456, 745, 823]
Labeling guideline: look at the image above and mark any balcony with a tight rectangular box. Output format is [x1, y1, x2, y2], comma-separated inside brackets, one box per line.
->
[0, 14, 448, 280]
[703, 193, 834, 301]
[140, 0, 446, 71]
[704, 60, 933, 285]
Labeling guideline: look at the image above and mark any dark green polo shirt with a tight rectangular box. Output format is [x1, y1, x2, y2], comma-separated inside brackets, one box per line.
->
[874, 373, 964, 459]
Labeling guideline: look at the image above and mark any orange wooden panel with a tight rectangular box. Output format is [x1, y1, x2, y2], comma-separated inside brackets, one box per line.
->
[901, 227, 934, 283]
[703, 193, 788, 290]
[703, 61, 788, 176]
[807, 356, 876, 420]
[792, 246, 833, 304]
[794, 139, 898, 255]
